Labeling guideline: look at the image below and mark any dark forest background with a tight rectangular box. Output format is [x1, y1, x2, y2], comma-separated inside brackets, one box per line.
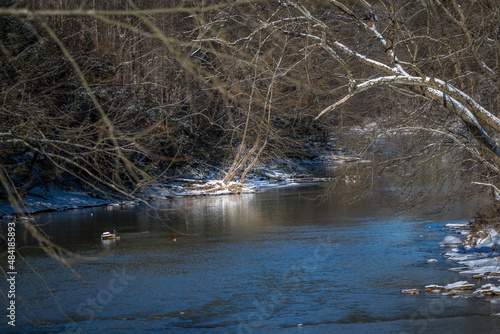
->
[1, 0, 499, 205]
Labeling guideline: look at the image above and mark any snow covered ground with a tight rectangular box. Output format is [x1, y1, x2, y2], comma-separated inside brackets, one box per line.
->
[0, 187, 111, 217]
[402, 221, 500, 307]
[443, 222, 500, 278]
[408, 222, 500, 303]
[0, 165, 332, 218]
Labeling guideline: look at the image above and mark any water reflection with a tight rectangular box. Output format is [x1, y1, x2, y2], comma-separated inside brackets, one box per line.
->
[101, 239, 119, 248]
[161, 192, 264, 233]
[2, 184, 500, 334]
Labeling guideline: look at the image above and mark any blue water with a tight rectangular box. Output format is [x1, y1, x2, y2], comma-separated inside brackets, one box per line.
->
[2, 184, 500, 333]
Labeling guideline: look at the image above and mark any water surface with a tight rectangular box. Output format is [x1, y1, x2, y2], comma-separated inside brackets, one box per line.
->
[2, 183, 500, 333]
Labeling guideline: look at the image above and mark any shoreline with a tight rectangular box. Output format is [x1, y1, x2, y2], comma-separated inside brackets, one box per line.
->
[443, 221, 500, 279]
[0, 168, 330, 219]
[0, 149, 368, 219]
[403, 220, 500, 312]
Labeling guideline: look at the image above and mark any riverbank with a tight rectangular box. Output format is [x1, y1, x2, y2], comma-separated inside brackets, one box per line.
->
[0, 163, 333, 218]
[444, 221, 500, 278]
[402, 220, 500, 313]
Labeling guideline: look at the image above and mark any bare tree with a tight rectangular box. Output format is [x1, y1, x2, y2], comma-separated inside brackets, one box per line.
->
[235, 0, 500, 202]
[2, 1, 500, 329]
[2, 0, 499, 200]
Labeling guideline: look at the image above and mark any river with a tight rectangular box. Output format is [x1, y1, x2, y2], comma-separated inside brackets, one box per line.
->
[2, 182, 500, 333]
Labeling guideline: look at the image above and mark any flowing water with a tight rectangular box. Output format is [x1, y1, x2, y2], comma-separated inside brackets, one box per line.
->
[2, 182, 500, 333]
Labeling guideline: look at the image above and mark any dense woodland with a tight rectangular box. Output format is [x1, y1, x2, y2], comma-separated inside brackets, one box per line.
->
[1, 0, 499, 208]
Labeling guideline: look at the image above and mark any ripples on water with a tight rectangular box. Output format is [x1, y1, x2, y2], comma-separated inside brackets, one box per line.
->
[3, 184, 500, 333]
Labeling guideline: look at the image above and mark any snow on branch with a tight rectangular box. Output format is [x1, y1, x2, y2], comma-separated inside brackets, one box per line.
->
[326, 0, 407, 75]
[333, 41, 396, 74]
[472, 182, 500, 201]
[315, 75, 500, 157]
[346, 75, 500, 131]
[314, 95, 351, 120]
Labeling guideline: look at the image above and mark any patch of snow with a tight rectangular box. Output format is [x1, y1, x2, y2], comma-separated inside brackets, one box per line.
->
[473, 284, 500, 296]
[440, 235, 463, 247]
[440, 224, 500, 290]
[0, 187, 111, 217]
[463, 228, 500, 252]
[443, 281, 474, 291]
[316, 154, 364, 163]
[445, 222, 469, 231]
[401, 289, 421, 295]
[419, 224, 500, 301]
[1, 164, 329, 216]
[425, 284, 445, 293]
